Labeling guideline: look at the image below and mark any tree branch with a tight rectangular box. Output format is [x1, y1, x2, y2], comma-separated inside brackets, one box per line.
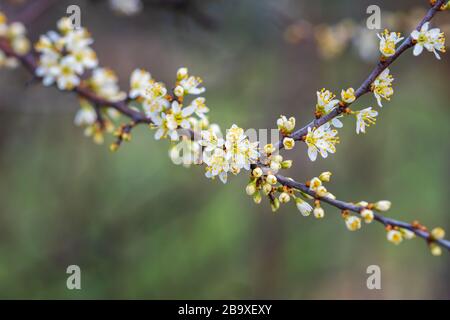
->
[275, 175, 450, 251]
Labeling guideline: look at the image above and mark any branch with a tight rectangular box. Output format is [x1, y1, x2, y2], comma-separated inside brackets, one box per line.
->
[275, 175, 450, 252]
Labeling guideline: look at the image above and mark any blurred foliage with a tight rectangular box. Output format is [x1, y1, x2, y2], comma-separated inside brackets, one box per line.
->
[0, 0, 449, 299]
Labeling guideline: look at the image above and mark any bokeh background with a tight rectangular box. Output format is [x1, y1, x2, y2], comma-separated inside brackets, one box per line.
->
[0, 0, 449, 299]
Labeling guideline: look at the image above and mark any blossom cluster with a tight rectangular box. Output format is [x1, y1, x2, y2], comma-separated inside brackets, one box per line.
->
[0, 12, 30, 68]
[35, 17, 98, 90]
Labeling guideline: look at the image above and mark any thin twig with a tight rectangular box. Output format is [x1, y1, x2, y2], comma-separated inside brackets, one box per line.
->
[275, 175, 450, 251]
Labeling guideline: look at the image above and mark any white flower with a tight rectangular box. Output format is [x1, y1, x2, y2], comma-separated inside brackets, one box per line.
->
[371, 68, 394, 107]
[387, 229, 403, 245]
[142, 81, 169, 117]
[204, 148, 229, 184]
[305, 123, 339, 161]
[74, 104, 96, 126]
[129, 69, 151, 99]
[360, 209, 374, 224]
[90, 68, 125, 101]
[189, 97, 209, 118]
[411, 22, 446, 60]
[35, 31, 63, 54]
[377, 29, 404, 57]
[341, 88, 356, 104]
[35, 50, 60, 86]
[179, 75, 205, 95]
[355, 107, 378, 134]
[200, 128, 224, 153]
[152, 101, 195, 141]
[63, 28, 93, 53]
[71, 47, 98, 72]
[55, 55, 82, 90]
[316, 89, 343, 128]
[277, 115, 296, 134]
[283, 137, 295, 150]
[224, 124, 259, 171]
[295, 198, 312, 216]
[345, 216, 362, 231]
[57, 17, 74, 34]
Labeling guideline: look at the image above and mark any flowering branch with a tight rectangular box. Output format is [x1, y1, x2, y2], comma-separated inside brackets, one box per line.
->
[0, 1, 449, 256]
[275, 175, 450, 252]
[275, 0, 448, 151]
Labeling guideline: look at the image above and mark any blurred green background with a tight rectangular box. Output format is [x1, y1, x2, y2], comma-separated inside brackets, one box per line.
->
[0, 0, 449, 299]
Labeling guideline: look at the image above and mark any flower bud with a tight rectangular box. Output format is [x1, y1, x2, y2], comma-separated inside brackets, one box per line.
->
[270, 161, 281, 172]
[262, 183, 272, 195]
[340, 88, 356, 104]
[245, 183, 256, 196]
[309, 177, 322, 189]
[281, 160, 292, 169]
[263, 144, 275, 154]
[253, 192, 262, 204]
[271, 198, 280, 212]
[361, 209, 374, 223]
[313, 207, 325, 219]
[12, 37, 30, 55]
[315, 186, 328, 197]
[430, 243, 442, 256]
[431, 227, 445, 240]
[174, 85, 184, 97]
[357, 201, 369, 207]
[273, 155, 283, 163]
[374, 200, 391, 211]
[279, 192, 290, 203]
[319, 171, 332, 182]
[387, 230, 403, 245]
[283, 137, 295, 150]
[400, 228, 415, 240]
[252, 167, 263, 178]
[296, 198, 312, 216]
[266, 174, 277, 185]
[177, 67, 188, 80]
[345, 216, 361, 231]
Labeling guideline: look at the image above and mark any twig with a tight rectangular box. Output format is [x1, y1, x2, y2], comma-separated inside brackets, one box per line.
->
[275, 175, 450, 251]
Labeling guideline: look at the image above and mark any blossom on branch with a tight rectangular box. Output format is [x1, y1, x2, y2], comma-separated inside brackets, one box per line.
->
[377, 29, 404, 57]
[305, 123, 339, 161]
[371, 68, 394, 107]
[411, 22, 446, 59]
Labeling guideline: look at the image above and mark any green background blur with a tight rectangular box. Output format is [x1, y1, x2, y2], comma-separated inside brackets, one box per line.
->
[0, 0, 449, 299]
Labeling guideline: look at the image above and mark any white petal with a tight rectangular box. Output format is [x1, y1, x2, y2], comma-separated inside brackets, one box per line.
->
[410, 30, 420, 40]
[308, 147, 317, 162]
